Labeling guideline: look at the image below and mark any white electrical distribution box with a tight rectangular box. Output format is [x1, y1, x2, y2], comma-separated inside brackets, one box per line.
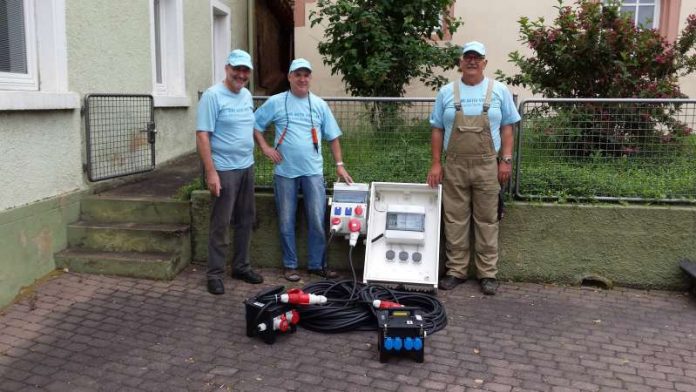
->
[329, 182, 370, 236]
[363, 182, 442, 291]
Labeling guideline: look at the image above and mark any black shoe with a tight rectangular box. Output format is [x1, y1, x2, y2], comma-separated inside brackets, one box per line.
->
[480, 278, 498, 295]
[439, 275, 466, 290]
[207, 279, 225, 295]
[232, 270, 264, 284]
[309, 268, 339, 279]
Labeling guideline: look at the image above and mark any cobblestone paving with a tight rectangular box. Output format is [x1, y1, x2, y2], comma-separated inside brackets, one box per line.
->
[1, 266, 696, 392]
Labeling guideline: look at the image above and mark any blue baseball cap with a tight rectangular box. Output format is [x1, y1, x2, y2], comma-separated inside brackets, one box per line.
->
[462, 41, 486, 56]
[289, 58, 312, 73]
[227, 49, 253, 70]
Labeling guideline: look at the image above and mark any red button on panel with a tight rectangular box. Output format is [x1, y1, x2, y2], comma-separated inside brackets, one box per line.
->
[354, 205, 363, 216]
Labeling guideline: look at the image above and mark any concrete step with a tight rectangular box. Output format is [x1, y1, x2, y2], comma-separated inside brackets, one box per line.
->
[54, 248, 188, 280]
[80, 196, 190, 224]
[67, 221, 190, 254]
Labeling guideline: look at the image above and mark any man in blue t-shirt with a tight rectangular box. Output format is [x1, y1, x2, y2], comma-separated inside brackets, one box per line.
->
[197, 49, 264, 295]
[427, 41, 521, 295]
[254, 58, 353, 282]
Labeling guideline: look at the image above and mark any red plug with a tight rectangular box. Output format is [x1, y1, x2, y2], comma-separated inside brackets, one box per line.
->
[348, 218, 361, 247]
[273, 313, 289, 332]
[280, 288, 327, 305]
[331, 217, 342, 233]
[372, 299, 403, 309]
[286, 309, 300, 325]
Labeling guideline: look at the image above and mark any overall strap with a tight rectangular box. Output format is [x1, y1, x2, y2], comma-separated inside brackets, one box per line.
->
[453, 80, 462, 112]
[482, 78, 494, 113]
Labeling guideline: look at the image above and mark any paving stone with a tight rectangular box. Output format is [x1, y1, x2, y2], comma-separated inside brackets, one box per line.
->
[2, 267, 696, 392]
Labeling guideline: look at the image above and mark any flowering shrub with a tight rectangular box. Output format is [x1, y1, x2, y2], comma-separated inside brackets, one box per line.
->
[497, 0, 696, 99]
[497, 0, 696, 156]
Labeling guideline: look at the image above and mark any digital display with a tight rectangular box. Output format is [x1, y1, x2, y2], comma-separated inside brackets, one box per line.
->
[391, 311, 410, 317]
[386, 212, 425, 232]
[334, 190, 368, 203]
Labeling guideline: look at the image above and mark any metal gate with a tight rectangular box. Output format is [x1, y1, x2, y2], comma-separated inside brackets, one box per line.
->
[84, 94, 156, 181]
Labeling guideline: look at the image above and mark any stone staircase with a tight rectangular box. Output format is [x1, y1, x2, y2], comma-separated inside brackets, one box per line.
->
[54, 195, 191, 280]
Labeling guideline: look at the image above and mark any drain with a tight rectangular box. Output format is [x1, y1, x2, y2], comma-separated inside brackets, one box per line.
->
[579, 274, 613, 290]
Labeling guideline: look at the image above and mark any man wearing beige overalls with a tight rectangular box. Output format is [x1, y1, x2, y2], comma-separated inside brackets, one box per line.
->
[427, 41, 520, 295]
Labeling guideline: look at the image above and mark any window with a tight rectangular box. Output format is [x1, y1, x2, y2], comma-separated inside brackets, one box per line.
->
[604, 0, 660, 29]
[0, 0, 37, 90]
[603, 0, 681, 42]
[150, 0, 188, 107]
[0, 0, 77, 110]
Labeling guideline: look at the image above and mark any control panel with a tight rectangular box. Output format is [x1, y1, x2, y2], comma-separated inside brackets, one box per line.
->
[329, 182, 369, 237]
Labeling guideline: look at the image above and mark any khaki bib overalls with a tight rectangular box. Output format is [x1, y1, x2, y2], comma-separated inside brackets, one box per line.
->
[442, 79, 501, 279]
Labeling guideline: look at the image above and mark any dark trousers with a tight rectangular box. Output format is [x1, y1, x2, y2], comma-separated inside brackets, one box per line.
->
[207, 166, 255, 280]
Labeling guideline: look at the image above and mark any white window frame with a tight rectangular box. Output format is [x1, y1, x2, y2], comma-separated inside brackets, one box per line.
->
[0, 0, 78, 110]
[606, 0, 661, 29]
[0, 0, 38, 90]
[149, 0, 189, 107]
[211, 0, 231, 84]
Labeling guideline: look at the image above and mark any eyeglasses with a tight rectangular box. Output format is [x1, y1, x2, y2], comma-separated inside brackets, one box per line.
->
[462, 55, 485, 63]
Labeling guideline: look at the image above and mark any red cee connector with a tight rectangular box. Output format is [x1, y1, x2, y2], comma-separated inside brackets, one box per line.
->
[273, 313, 289, 332]
[280, 288, 327, 305]
[330, 217, 342, 233]
[372, 299, 404, 309]
[285, 309, 300, 325]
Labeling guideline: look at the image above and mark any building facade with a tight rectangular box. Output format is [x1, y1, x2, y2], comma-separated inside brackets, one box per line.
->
[0, 0, 251, 307]
[293, 0, 696, 99]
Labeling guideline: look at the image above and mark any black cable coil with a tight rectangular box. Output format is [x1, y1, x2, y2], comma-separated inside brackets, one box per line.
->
[296, 279, 448, 335]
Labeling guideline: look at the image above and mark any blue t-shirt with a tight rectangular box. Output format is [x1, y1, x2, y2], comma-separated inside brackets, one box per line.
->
[429, 77, 521, 152]
[254, 91, 342, 178]
[196, 83, 255, 171]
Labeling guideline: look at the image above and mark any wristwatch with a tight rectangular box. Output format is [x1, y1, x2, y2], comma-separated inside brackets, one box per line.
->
[500, 156, 512, 164]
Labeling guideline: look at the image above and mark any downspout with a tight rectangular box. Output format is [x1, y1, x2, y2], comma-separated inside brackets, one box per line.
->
[247, 0, 255, 92]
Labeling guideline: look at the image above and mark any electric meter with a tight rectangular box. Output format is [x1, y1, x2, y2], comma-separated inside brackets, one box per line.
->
[384, 205, 426, 245]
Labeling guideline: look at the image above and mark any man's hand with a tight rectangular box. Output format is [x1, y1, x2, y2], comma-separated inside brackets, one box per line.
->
[498, 161, 512, 185]
[427, 162, 442, 188]
[337, 165, 353, 184]
[206, 170, 221, 197]
[262, 146, 283, 164]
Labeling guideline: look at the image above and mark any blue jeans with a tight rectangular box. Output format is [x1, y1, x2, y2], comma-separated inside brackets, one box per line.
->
[274, 174, 326, 270]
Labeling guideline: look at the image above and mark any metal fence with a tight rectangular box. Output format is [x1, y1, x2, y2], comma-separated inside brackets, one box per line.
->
[253, 97, 435, 189]
[250, 96, 696, 203]
[516, 99, 696, 203]
[84, 94, 156, 181]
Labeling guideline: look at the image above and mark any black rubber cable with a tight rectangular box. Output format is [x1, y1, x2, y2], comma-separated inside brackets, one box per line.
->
[295, 244, 447, 335]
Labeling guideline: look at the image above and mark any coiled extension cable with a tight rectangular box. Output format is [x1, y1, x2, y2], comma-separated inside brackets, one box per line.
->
[296, 246, 448, 335]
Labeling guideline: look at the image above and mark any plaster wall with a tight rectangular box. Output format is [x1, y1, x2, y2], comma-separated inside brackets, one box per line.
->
[1, 0, 248, 213]
[678, 0, 696, 98]
[0, 111, 83, 211]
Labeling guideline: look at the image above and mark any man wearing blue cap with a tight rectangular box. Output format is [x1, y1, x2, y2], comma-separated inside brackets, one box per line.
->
[197, 49, 264, 295]
[427, 41, 520, 295]
[254, 58, 352, 282]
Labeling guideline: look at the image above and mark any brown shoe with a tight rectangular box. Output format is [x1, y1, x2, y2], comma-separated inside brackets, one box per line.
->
[284, 268, 301, 282]
[439, 275, 466, 290]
